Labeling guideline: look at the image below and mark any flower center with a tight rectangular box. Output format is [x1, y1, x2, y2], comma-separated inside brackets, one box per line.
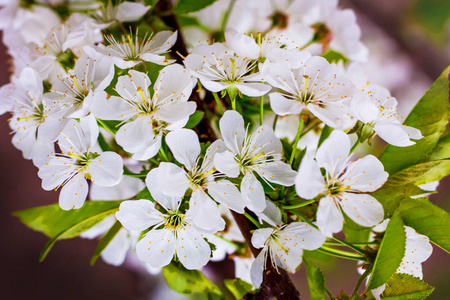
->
[164, 212, 185, 231]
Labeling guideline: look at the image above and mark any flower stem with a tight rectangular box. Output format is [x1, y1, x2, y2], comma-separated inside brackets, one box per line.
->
[231, 97, 237, 110]
[331, 236, 366, 255]
[213, 92, 224, 115]
[244, 212, 261, 228]
[289, 117, 304, 165]
[260, 95, 264, 125]
[96, 118, 115, 135]
[317, 246, 367, 261]
[158, 147, 170, 162]
[281, 199, 315, 210]
[351, 265, 372, 299]
[350, 137, 361, 154]
[221, 0, 236, 33]
[273, 115, 279, 131]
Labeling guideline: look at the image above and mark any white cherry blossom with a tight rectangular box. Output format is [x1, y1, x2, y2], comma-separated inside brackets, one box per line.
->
[214, 111, 297, 212]
[296, 130, 387, 237]
[265, 56, 355, 128]
[90, 1, 150, 26]
[38, 116, 123, 210]
[250, 201, 325, 287]
[351, 87, 423, 147]
[91, 65, 196, 160]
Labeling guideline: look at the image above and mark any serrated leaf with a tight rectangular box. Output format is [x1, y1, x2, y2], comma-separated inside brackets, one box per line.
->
[90, 220, 122, 265]
[185, 110, 205, 129]
[306, 263, 326, 300]
[399, 197, 450, 252]
[380, 273, 434, 299]
[224, 278, 253, 299]
[367, 211, 406, 290]
[13, 201, 122, 238]
[162, 262, 222, 297]
[173, 0, 218, 15]
[383, 161, 443, 187]
[379, 65, 450, 174]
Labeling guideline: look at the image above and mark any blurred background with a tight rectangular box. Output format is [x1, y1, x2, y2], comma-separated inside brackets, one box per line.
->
[0, 0, 449, 299]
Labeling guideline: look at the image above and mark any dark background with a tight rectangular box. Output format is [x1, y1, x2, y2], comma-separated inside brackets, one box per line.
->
[1, 0, 449, 299]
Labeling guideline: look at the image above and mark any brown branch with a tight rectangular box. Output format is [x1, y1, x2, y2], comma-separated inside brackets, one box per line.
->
[154, 1, 300, 298]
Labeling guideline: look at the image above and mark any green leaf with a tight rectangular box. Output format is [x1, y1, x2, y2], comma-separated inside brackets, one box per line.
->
[367, 211, 406, 290]
[14, 201, 122, 238]
[173, 0, 218, 15]
[185, 111, 205, 129]
[379, 65, 450, 174]
[322, 49, 348, 64]
[90, 220, 123, 265]
[162, 262, 222, 297]
[317, 125, 333, 148]
[135, 187, 154, 201]
[343, 224, 371, 244]
[380, 273, 434, 299]
[144, 0, 160, 7]
[306, 263, 326, 300]
[399, 197, 450, 252]
[224, 278, 253, 299]
[382, 161, 443, 187]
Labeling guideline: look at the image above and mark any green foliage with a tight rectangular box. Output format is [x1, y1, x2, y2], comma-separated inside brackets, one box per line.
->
[322, 50, 348, 64]
[343, 224, 371, 244]
[367, 211, 406, 290]
[185, 111, 205, 129]
[90, 220, 122, 265]
[224, 278, 253, 299]
[144, 0, 160, 7]
[380, 273, 434, 299]
[382, 161, 444, 187]
[399, 197, 450, 252]
[410, 0, 450, 45]
[379, 65, 450, 174]
[135, 187, 154, 201]
[162, 262, 223, 298]
[317, 125, 333, 148]
[173, 0, 218, 15]
[306, 263, 326, 300]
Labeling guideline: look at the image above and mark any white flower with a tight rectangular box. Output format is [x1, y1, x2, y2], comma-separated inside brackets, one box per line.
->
[116, 196, 216, 270]
[351, 87, 423, 147]
[265, 56, 355, 128]
[90, 1, 150, 26]
[94, 30, 177, 69]
[152, 129, 245, 231]
[296, 130, 387, 237]
[91, 65, 196, 161]
[250, 201, 325, 287]
[38, 116, 123, 210]
[184, 43, 271, 97]
[214, 111, 297, 212]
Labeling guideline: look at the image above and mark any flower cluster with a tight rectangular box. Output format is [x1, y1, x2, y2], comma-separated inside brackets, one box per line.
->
[1, 0, 443, 297]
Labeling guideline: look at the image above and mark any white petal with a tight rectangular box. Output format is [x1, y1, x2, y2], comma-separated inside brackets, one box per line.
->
[136, 229, 175, 268]
[214, 150, 240, 177]
[190, 189, 225, 233]
[154, 102, 196, 124]
[116, 2, 150, 22]
[250, 249, 266, 288]
[255, 162, 297, 186]
[59, 174, 88, 210]
[241, 173, 266, 213]
[295, 155, 326, 199]
[115, 200, 164, 231]
[219, 110, 245, 153]
[341, 155, 388, 192]
[235, 82, 271, 97]
[90, 93, 134, 121]
[115, 116, 154, 153]
[207, 180, 245, 213]
[374, 123, 416, 147]
[340, 193, 384, 228]
[269, 92, 303, 116]
[89, 152, 123, 186]
[248, 124, 283, 156]
[283, 222, 326, 250]
[166, 129, 200, 170]
[176, 226, 211, 270]
[259, 200, 282, 226]
[225, 28, 260, 59]
[157, 162, 190, 197]
[116, 70, 151, 101]
[90, 176, 145, 201]
[145, 168, 181, 211]
[316, 130, 350, 177]
[350, 92, 379, 124]
[316, 195, 344, 237]
[251, 228, 273, 249]
[101, 228, 130, 266]
[131, 134, 162, 161]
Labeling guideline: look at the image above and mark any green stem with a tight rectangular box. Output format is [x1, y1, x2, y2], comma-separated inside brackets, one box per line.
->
[317, 246, 367, 262]
[281, 199, 315, 210]
[325, 241, 378, 247]
[259, 95, 264, 125]
[96, 118, 115, 135]
[289, 117, 304, 165]
[214, 234, 239, 248]
[331, 236, 366, 255]
[299, 118, 322, 139]
[350, 137, 361, 154]
[213, 92, 224, 115]
[158, 147, 170, 162]
[273, 115, 279, 131]
[351, 265, 372, 299]
[221, 0, 236, 33]
[244, 212, 261, 228]
[231, 97, 237, 110]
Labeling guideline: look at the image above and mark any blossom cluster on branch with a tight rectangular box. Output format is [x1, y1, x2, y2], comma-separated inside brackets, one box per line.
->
[1, 0, 448, 299]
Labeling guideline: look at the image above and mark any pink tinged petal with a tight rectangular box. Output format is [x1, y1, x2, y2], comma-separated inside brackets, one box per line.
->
[190, 189, 225, 233]
[90, 93, 134, 121]
[136, 229, 175, 268]
[59, 174, 88, 210]
[269, 92, 304, 116]
[256, 162, 297, 186]
[176, 226, 211, 270]
[250, 249, 266, 288]
[89, 152, 123, 186]
[251, 228, 273, 249]
[316, 195, 344, 237]
[241, 173, 266, 213]
[101, 229, 130, 266]
[214, 150, 240, 177]
[283, 222, 326, 251]
[145, 168, 181, 211]
[131, 134, 161, 161]
[339, 193, 384, 228]
[225, 28, 260, 59]
[374, 123, 416, 147]
[341, 155, 388, 192]
[115, 116, 154, 153]
[219, 110, 245, 153]
[295, 155, 326, 199]
[316, 130, 350, 177]
[157, 162, 190, 197]
[116, 2, 150, 22]
[350, 92, 379, 124]
[115, 200, 164, 231]
[235, 82, 271, 97]
[207, 180, 245, 213]
[166, 129, 200, 170]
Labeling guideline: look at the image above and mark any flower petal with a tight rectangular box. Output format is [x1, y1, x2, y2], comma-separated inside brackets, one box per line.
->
[156, 162, 190, 197]
[269, 92, 303, 116]
[115, 200, 164, 231]
[166, 129, 200, 170]
[341, 155, 388, 192]
[219, 110, 245, 153]
[176, 226, 212, 270]
[214, 150, 240, 177]
[207, 180, 245, 213]
[136, 229, 175, 268]
[316, 130, 350, 177]
[59, 174, 88, 210]
[295, 155, 326, 199]
[89, 152, 123, 187]
[340, 193, 384, 228]
[316, 195, 344, 237]
[190, 189, 225, 233]
[241, 173, 266, 213]
[251, 228, 273, 249]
